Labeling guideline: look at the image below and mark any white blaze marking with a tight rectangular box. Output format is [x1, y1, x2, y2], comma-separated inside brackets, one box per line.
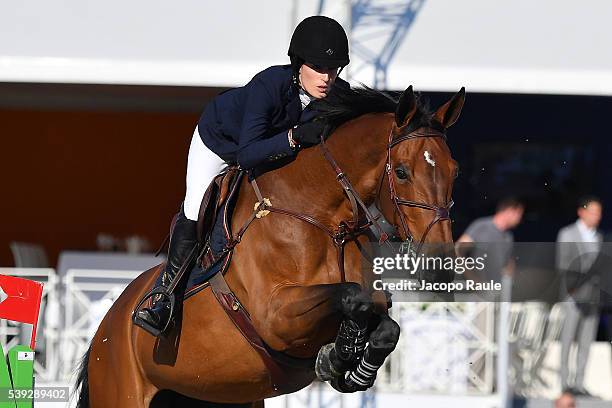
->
[424, 151, 436, 167]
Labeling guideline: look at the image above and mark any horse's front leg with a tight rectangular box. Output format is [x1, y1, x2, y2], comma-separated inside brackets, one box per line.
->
[328, 313, 400, 393]
[313, 284, 376, 380]
[259, 282, 372, 358]
[258, 281, 398, 392]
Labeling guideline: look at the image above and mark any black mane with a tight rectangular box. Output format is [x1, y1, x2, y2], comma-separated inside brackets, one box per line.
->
[312, 84, 437, 135]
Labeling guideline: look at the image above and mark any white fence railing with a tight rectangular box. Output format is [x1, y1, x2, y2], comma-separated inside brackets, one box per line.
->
[0, 267, 142, 382]
[378, 301, 497, 394]
[0, 268, 60, 382]
[61, 269, 141, 380]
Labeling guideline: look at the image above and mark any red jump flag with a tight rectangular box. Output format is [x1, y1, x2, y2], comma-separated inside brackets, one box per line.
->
[0, 275, 43, 350]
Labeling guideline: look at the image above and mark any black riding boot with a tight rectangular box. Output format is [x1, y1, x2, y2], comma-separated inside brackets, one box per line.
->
[136, 209, 198, 335]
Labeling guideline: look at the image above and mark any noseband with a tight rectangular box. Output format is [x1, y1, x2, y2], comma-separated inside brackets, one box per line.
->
[380, 127, 454, 255]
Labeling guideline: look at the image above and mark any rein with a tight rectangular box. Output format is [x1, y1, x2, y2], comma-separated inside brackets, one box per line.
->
[225, 124, 453, 283]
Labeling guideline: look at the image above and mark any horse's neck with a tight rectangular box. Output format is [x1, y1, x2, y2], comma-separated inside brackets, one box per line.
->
[257, 113, 392, 225]
[321, 114, 392, 213]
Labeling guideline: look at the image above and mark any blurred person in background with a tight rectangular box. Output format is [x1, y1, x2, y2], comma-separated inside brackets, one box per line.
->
[554, 391, 577, 408]
[456, 196, 524, 283]
[556, 196, 603, 397]
[456, 197, 524, 403]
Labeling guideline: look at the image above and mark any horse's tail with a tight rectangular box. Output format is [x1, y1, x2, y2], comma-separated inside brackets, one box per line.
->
[74, 344, 91, 408]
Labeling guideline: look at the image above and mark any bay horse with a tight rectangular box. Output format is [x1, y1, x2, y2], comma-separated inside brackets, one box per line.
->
[74, 84, 465, 407]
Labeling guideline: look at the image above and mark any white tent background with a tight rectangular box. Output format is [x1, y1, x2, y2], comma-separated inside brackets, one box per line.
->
[1, 0, 612, 95]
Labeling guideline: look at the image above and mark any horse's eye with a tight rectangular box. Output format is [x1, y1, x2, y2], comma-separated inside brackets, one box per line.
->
[395, 166, 409, 180]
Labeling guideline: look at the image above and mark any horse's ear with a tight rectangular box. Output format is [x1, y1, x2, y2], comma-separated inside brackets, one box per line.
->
[395, 85, 417, 127]
[433, 87, 465, 129]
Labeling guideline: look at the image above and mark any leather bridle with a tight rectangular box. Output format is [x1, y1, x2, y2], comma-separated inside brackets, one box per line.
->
[379, 126, 454, 256]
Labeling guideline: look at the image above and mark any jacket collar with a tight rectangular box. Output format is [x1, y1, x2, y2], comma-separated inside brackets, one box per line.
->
[285, 83, 301, 124]
[299, 104, 318, 123]
[285, 81, 320, 124]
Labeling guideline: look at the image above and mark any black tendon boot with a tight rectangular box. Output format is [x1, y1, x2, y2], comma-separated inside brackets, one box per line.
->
[332, 316, 400, 393]
[329, 319, 368, 372]
[315, 318, 368, 381]
[331, 345, 383, 392]
[136, 210, 198, 336]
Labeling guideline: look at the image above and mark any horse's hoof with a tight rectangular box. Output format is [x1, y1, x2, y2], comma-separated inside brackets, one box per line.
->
[330, 374, 372, 393]
[315, 343, 338, 381]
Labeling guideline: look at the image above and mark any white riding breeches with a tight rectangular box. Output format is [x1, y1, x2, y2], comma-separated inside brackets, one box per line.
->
[183, 126, 227, 221]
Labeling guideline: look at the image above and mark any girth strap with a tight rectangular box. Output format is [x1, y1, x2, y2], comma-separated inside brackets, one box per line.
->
[209, 272, 293, 393]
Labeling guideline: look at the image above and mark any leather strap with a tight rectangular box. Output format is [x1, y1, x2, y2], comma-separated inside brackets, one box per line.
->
[209, 272, 290, 393]
[381, 126, 454, 253]
[251, 178, 265, 203]
[319, 138, 390, 245]
[233, 177, 374, 284]
[166, 241, 202, 294]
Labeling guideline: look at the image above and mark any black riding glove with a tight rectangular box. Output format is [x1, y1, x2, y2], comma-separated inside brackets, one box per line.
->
[292, 120, 325, 147]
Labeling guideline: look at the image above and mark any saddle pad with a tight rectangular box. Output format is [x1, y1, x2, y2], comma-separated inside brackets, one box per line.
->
[183, 170, 244, 299]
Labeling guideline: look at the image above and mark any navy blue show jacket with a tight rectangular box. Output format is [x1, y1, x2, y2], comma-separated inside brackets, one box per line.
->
[197, 64, 350, 170]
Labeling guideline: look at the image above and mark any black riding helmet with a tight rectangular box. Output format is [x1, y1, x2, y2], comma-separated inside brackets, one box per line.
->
[288, 16, 350, 70]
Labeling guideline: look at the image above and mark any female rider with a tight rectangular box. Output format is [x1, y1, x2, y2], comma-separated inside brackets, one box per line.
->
[135, 15, 351, 336]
